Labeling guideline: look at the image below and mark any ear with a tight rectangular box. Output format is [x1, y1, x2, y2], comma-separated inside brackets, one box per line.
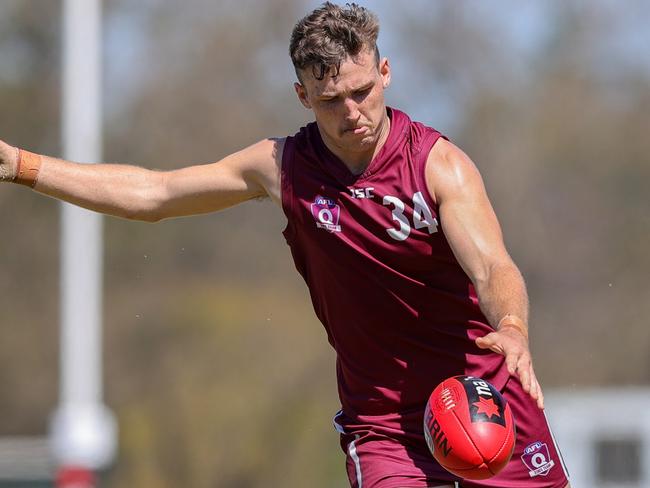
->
[379, 57, 391, 89]
[294, 82, 312, 109]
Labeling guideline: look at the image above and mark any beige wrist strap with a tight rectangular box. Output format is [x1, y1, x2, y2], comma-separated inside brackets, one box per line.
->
[497, 314, 529, 339]
[15, 149, 42, 188]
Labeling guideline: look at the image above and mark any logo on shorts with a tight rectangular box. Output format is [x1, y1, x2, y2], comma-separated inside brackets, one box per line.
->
[521, 441, 555, 477]
[311, 196, 342, 232]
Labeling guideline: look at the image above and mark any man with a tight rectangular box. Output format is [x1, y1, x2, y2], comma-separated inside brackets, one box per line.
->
[0, 3, 569, 487]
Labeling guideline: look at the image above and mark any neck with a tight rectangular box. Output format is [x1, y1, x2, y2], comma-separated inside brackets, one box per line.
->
[321, 110, 391, 175]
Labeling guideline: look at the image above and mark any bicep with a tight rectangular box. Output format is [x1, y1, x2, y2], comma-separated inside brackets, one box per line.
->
[426, 141, 513, 283]
[158, 139, 279, 219]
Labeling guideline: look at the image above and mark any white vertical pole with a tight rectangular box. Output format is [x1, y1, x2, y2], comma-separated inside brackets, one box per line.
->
[61, 0, 103, 413]
[49, 0, 117, 472]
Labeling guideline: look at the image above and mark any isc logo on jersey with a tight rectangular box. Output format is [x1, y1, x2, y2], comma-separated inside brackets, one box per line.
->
[311, 196, 342, 232]
[349, 187, 375, 199]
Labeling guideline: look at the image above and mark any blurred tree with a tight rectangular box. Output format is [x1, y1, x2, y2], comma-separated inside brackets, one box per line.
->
[0, 0, 61, 435]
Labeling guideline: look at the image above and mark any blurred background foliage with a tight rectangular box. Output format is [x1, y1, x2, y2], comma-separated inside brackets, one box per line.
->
[0, 0, 648, 486]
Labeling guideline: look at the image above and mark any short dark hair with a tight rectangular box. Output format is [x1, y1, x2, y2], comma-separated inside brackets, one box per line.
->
[289, 2, 380, 81]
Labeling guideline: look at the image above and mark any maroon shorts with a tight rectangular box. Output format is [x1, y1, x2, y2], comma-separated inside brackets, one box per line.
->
[336, 377, 570, 488]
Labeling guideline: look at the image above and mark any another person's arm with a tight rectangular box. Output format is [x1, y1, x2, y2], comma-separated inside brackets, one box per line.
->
[0, 138, 283, 221]
[425, 138, 543, 409]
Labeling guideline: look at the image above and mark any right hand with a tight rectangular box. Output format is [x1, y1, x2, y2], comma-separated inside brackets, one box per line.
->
[475, 326, 544, 409]
[0, 140, 18, 182]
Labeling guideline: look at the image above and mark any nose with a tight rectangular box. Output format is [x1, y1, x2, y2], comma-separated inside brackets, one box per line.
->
[343, 98, 361, 122]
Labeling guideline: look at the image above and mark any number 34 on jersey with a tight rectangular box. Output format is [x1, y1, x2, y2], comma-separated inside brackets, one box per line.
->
[382, 191, 439, 241]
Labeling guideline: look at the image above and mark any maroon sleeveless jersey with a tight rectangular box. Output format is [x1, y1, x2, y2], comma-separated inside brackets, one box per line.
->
[281, 108, 509, 437]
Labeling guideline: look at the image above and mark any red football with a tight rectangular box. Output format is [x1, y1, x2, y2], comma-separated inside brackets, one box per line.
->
[424, 375, 516, 480]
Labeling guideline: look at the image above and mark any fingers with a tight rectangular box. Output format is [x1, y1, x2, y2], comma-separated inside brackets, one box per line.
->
[515, 353, 545, 410]
[505, 350, 518, 375]
[475, 333, 504, 354]
[528, 368, 538, 398]
[475, 330, 545, 409]
[530, 367, 545, 409]
[475, 334, 492, 349]
[516, 356, 530, 387]
[524, 366, 544, 409]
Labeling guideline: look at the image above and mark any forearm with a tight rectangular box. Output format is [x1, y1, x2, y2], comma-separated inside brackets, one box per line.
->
[474, 262, 542, 408]
[474, 262, 529, 331]
[8, 149, 167, 222]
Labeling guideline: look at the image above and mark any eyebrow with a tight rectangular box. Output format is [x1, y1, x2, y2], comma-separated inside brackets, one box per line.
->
[319, 81, 374, 99]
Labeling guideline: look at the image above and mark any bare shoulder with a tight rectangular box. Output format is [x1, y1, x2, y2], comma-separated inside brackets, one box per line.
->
[424, 137, 486, 205]
[230, 137, 285, 206]
[230, 137, 284, 173]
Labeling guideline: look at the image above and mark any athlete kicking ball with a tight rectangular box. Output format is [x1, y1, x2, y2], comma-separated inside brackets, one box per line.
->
[0, 3, 570, 487]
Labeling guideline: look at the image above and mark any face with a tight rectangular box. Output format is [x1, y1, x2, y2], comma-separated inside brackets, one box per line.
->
[294, 48, 391, 159]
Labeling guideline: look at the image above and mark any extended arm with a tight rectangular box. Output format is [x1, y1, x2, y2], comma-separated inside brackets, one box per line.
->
[0, 138, 283, 222]
[425, 139, 543, 408]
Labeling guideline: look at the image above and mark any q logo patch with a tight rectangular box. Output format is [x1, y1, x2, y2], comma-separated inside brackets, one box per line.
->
[311, 196, 342, 233]
[521, 441, 555, 477]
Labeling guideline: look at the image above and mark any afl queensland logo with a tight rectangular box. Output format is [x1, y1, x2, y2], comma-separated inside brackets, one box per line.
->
[311, 196, 342, 233]
[521, 441, 555, 477]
